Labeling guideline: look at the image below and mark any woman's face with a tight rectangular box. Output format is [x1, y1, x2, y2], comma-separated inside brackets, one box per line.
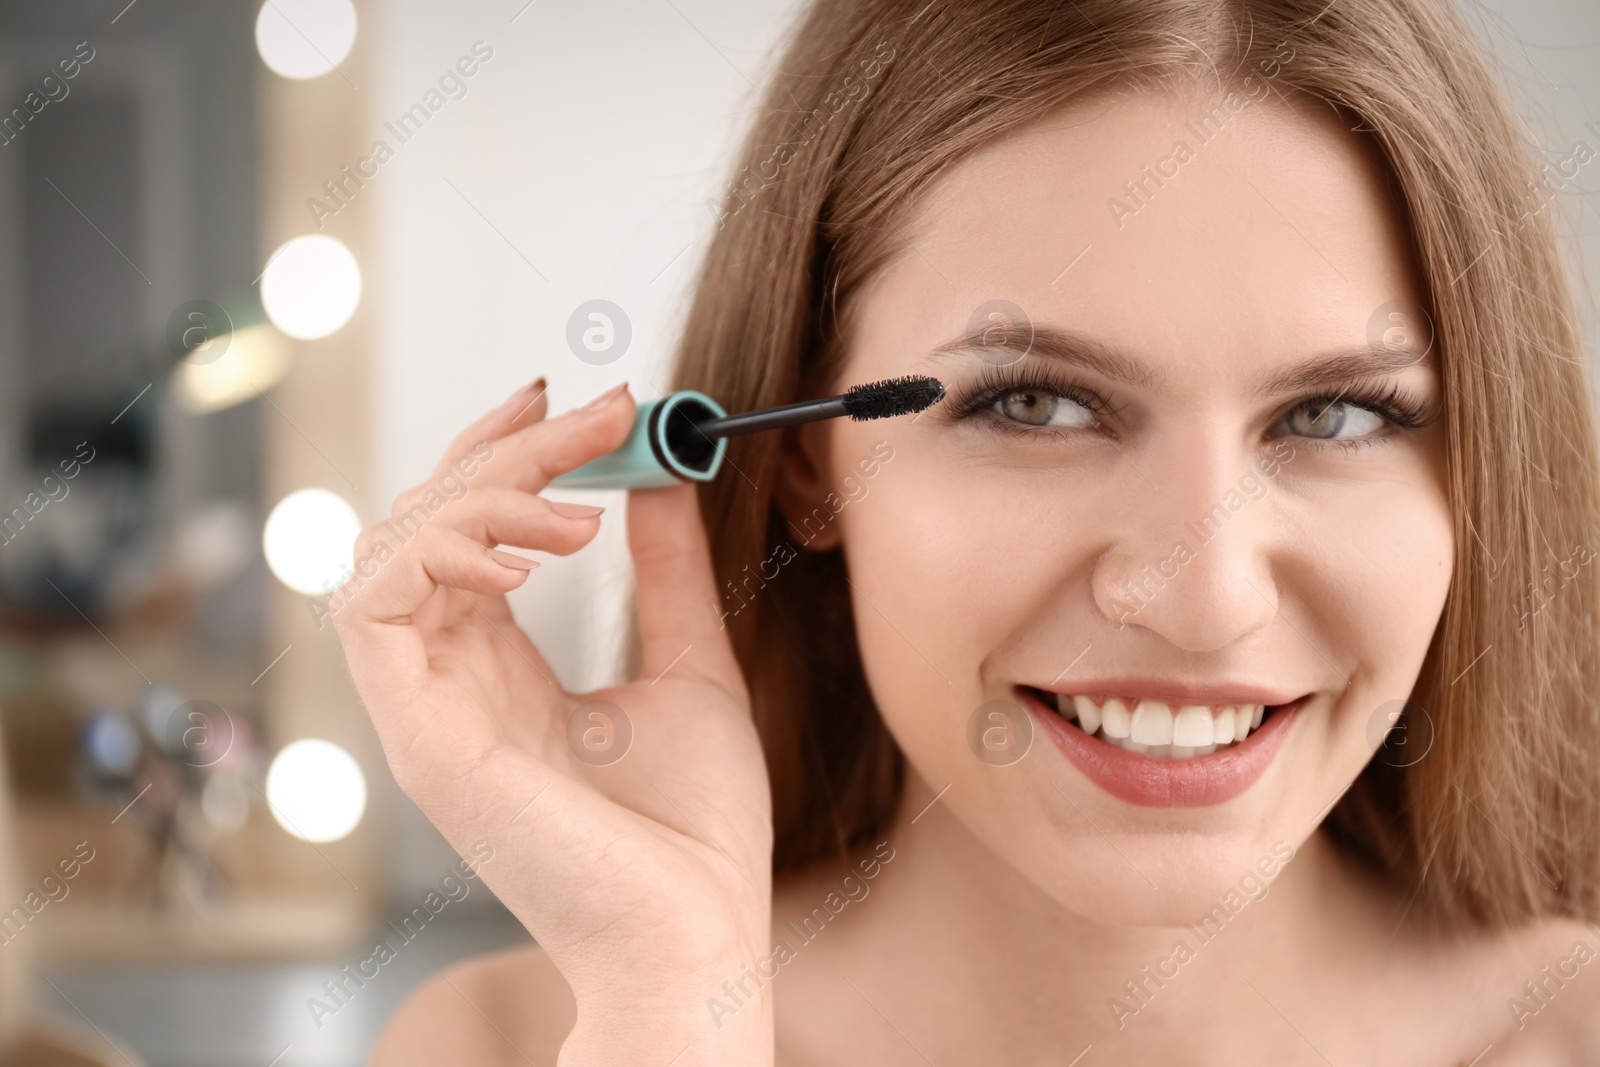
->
[781, 85, 1452, 923]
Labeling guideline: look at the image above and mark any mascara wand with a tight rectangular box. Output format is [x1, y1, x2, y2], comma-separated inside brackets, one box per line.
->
[690, 375, 946, 437]
[551, 375, 945, 490]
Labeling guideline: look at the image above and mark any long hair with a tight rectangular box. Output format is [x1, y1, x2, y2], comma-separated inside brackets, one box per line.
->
[647, 0, 1600, 929]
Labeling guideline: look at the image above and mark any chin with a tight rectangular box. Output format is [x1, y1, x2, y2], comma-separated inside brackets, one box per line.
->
[1038, 831, 1299, 929]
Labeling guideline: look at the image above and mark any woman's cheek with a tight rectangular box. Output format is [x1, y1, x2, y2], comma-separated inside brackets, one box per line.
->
[846, 462, 1027, 644]
[1277, 457, 1453, 745]
[1294, 453, 1450, 619]
[837, 460, 1064, 762]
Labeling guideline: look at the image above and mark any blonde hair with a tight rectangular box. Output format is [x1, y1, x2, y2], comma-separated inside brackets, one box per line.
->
[656, 0, 1600, 929]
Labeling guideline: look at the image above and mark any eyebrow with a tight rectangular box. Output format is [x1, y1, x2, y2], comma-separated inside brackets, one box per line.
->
[923, 324, 1435, 400]
[926, 325, 1162, 391]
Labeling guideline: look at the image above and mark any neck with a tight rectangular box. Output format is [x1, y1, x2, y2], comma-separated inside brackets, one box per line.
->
[829, 769, 1389, 1057]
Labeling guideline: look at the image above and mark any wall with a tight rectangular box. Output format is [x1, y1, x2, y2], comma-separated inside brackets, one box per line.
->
[362, 0, 804, 896]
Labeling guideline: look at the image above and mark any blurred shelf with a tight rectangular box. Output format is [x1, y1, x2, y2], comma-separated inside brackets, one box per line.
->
[11, 798, 378, 963]
[26, 896, 374, 963]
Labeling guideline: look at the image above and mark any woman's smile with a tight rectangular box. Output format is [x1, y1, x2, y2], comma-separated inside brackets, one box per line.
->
[1022, 685, 1314, 807]
[1033, 687, 1281, 754]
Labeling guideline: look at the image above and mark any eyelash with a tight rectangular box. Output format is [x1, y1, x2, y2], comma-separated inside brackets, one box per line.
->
[945, 365, 1438, 453]
[946, 365, 1116, 427]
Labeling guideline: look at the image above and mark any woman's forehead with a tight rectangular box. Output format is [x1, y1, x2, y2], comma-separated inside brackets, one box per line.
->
[850, 85, 1427, 385]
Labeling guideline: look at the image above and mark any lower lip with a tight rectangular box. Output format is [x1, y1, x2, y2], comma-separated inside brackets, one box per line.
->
[1026, 689, 1307, 808]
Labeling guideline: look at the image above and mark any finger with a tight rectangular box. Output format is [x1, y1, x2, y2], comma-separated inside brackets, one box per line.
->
[387, 485, 606, 557]
[430, 377, 550, 480]
[331, 523, 552, 726]
[626, 482, 747, 698]
[338, 523, 540, 624]
[468, 382, 638, 493]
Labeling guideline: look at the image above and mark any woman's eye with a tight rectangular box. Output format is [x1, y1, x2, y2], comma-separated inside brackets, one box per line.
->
[993, 388, 1096, 429]
[1283, 399, 1386, 440]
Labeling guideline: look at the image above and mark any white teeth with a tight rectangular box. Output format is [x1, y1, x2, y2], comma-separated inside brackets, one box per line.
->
[1231, 705, 1263, 740]
[1130, 700, 1173, 745]
[1172, 705, 1214, 747]
[1050, 694, 1272, 759]
[1073, 695, 1102, 735]
[1101, 698, 1132, 739]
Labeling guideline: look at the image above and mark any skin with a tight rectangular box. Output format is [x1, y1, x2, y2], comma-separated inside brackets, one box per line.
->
[352, 85, 1600, 1065]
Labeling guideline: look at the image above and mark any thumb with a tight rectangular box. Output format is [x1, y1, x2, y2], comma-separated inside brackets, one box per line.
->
[626, 482, 747, 699]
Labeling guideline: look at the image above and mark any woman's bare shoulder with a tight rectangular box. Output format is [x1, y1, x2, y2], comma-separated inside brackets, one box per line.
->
[370, 943, 576, 1066]
[1476, 917, 1600, 1067]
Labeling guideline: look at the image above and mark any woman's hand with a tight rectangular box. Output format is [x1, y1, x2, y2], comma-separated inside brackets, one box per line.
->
[331, 380, 774, 1066]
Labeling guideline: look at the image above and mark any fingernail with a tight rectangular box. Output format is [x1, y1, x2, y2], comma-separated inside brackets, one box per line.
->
[487, 548, 540, 571]
[548, 501, 606, 520]
[506, 377, 546, 406]
[578, 382, 629, 412]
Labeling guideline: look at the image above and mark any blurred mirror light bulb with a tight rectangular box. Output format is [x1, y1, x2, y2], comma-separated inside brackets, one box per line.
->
[265, 739, 366, 842]
[172, 322, 292, 414]
[261, 235, 361, 340]
[263, 488, 360, 596]
[255, 0, 357, 80]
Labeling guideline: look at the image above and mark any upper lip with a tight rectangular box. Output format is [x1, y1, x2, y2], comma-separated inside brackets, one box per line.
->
[1026, 677, 1309, 708]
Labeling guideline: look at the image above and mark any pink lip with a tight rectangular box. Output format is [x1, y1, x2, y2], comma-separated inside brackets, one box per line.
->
[1024, 688, 1309, 808]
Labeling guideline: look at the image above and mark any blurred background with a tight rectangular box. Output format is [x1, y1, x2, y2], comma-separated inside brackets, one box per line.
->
[0, 1, 1593, 1065]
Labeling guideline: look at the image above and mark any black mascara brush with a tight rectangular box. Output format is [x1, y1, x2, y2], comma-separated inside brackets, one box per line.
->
[551, 375, 946, 489]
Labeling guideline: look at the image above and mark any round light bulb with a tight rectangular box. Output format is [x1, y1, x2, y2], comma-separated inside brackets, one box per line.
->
[261, 235, 361, 340]
[262, 488, 361, 596]
[265, 739, 366, 842]
[255, 0, 357, 80]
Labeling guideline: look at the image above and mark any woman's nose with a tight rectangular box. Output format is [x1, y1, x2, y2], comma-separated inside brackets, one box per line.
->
[1090, 436, 1281, 652]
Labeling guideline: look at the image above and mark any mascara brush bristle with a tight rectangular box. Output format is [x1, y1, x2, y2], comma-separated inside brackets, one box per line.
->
[842, 375, 946, 421]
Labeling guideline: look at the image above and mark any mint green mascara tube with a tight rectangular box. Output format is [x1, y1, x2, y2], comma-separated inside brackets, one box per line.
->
[551, 390, 729, 490]
[550, 376, 945, 491]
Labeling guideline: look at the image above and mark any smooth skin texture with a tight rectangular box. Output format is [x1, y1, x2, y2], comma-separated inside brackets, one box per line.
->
[357, 86, 1600, 1064]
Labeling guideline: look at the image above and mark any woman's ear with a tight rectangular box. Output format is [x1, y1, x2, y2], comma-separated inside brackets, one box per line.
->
[772, 417, 843, 551]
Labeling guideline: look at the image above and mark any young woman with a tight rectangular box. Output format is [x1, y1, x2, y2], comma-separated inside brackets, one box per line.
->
[334, 0, 1600, 1062]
